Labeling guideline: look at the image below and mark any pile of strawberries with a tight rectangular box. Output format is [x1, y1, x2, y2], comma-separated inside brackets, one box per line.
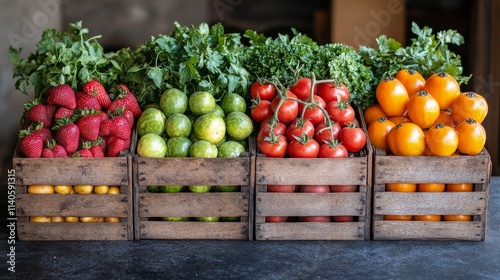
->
[18, 80, 142, 158]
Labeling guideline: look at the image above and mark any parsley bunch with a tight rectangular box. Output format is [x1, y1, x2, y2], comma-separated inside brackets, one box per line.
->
[128, 22, 251, 106]
[359, 22, 471, 85]
[9, 21, 118, 98]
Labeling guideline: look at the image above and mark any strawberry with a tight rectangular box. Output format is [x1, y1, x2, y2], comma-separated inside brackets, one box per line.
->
[32, 126, 53, 142]
[98, 111, 109, 122]
[45, 104, 57, 127]
[105, 136, 129, 157]
[76, 94, 101, 111]
[41, 139, 67, 158]
[76, 109, 101, 141]
[54, 107, 74, 120]
[109, 84, 142, 117]
[47, 84, 76, 109]
[109, 107, 134, 128]
[18, 127, 43, 158]
[53, 117, 80, 154]
[72, 148, 93, 158]
[82, 139, 105, 158]
[100, 114, 131, 140]
[83, 79, 111, 109]
[24, 99, 50, 128]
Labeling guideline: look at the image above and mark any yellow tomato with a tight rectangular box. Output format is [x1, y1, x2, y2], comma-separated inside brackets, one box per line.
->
[395, 69, 426, 96]
[424, 72, 461, 110]
[386, 183, 417, 192]
[446, 183, 474, 192]
[455, 119, 486, 155]
[432, 109, 455, 127]
[376, 77, 409, 117]
[407, 90, 440, 129]
[451, 92, 488, 124]
[368, 117, 395, 151]
[387, 122, 425, 156]
[425, 123, 459, 156]
[443, 215, 472, 221]
[364, 104, 388, 126]
[417, 183, 445, 192]
[414, 215, 442, 221]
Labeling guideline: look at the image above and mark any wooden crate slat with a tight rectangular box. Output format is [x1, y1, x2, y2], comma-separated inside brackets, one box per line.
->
[373, 192, 487, 215]
[136, 157, 250, 186]
[256, 222, 365, 240]
[13, 157, 129, 186]
[17, 222, 129, 241]
[140, 221, 248, 239]
[256, 193, 366, 216]
[138, 193, 248, 217]
[374, 153, 490, 184]
[373, 221, 484, 241]
[255, 157, 368, 185]
[16, 194, 129, 217]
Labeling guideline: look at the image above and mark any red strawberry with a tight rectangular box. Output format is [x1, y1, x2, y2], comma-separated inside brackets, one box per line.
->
[99, 119, 112, 138]
[76, 94, 101, 111]
[53, 117, 80, 154]
[24, 100, 50, 128]
[75, 91, 86, 100]
[109, 84, 142, 117]
[72, 148, 93, 158]
[41, 139, 68, 158]
[47, 84, 76, 109]
[109, 107, 134, 128]
[105, 136, 129, 157]
[76, 109, 101, 141]
[45, 104, 57, 127]
[83, 79, 111, 109]
[111, 116, 132, 140]
[98, 111, 109, 122]
[52, 143, 68, 158]
[83, 140, 105, 158]
[18, 128, 43, 158]
[54, 107, 74, 120]
[33, 126, 53, 142]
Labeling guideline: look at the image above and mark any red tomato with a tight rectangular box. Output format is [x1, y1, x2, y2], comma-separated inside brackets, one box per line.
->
[339, 123, 366, 152]
[318, 141, 348, 158]
[271, 91, 299, 123]
[266, 216, 287, 222]
[288, 136, 320, 158]
[317, 81, 350, 103]
[299, 185, 330, 193]
[298, 95, 326, 126]
[250, 99, 273, 123]
[250, 81, 276, 100]
[286, 118, 315, 141]
[257, 122, 287, 143]
[267, 185, 296, 192]
[314, 121, 341, 144]
[325, 99, 355, 127]
[290, 77, 312, 100]
[329, 185, 358, 192]
[258, 135, 288, 158]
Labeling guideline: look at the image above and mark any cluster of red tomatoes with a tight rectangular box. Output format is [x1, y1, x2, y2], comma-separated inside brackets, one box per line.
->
[250, 77, 367, 158]
[365, 69, 488, 157]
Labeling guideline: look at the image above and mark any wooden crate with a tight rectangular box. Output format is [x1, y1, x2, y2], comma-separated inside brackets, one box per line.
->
[254, 107, 372, 240]
[372, 149, 492, 241]
[13, 155, 134, 241]
[133, 146, 255, 240]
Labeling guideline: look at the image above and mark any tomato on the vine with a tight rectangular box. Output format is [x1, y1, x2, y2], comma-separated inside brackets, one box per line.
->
[288, 134, 320, 158]
[257, 121, 287, 143]
[286, 118, 315, 141]
[298, 95, 326, 126]
[425, 123, 459, 156]
[339, 122, 366, 153]
[325, 99, 355, 127]
[318, 140, 348, 158]
[317, 81, 350, 104]
[290, 77, 312, 100]
[258, 134, 288, 158]
[250, 81, 276, 101]
[271, 91, 299, 123]
[250, 99, 273, 123]
[376, 77, 409, 117]
[314, 121, 341, 144]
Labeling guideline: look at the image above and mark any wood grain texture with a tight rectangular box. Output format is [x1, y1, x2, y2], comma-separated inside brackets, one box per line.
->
[17, 223, 129, 241]
[256, 222, 365, 240]
[373, 221, 484, 241]
[139, 221, 248, 240]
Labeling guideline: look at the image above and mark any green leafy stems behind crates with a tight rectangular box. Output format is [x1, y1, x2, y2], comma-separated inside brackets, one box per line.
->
[9, 21, 471, 111]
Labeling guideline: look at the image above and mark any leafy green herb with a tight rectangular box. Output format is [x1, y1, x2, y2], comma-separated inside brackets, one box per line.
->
[9, 21, 119, 98]
[244, 30, 376, 109]
[125, 22, 251, 106]
[359, 22, 471, 85]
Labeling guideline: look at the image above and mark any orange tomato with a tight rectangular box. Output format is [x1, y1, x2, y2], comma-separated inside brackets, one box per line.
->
[387, 122, 425, 156]
[395, 69, 426, 96]
[414, 215, 442, 221]
[443, 215, 472, 221]
[407, 90, 440, 129]
[455, 118, 486, 155]
[384, 215, 413, 221]
[368, 117, 395, 151]
[451, 91, 488, 124]
[386, 183, 417, 192]
[375, 77, 409, 117]
[387, 115, 411, 125]
[364, 104, 388, 126]
[424, 72, 461, 110]
[432, 109, 455, 127]
[446, 183, 474, 192]
[424, 123, 459, 156]
[417, 183, 445, 192]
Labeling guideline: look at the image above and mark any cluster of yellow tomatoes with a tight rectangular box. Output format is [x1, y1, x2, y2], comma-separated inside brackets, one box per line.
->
[365, 69, 488, 157]
[27, 184, 121, 223]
